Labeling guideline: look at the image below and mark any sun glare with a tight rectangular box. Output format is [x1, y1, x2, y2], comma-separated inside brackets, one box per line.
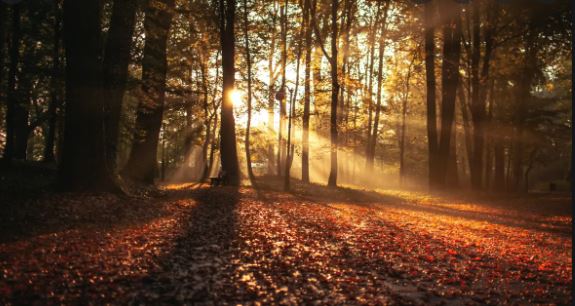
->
[230, 89, 244, 107]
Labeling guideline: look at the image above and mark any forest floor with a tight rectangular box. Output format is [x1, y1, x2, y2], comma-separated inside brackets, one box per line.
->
[0, 169, 572, 305]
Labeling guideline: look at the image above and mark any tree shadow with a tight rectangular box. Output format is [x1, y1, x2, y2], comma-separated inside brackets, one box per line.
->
[123, 185, 241, 304]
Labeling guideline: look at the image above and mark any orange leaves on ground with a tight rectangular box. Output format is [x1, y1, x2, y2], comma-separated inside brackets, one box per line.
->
[0, 184, 571, 304]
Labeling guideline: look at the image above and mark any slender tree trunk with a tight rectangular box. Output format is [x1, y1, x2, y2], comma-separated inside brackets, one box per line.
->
[102, 0, 139, 172]
[59, 0, 116, 191]
[458, 82, 473, 181]
[219, 0, 240, 185]
[0, 3, 5, 154]
[13, 42, 32, 160]
[511, 29, 536, 192]
[367, 1, 389, 170]
[277, 0, 288, 177]
[267, 3, 277, 176]
[493, 139, 505, 192]
[484, 79, 495, 189]
[301, 0, 312, 183]
[44, 3, 62, 162]
[207, 112, 219, 179]
[446, 121, 459, 187]
[243, 0, 255, 182]
[469, 0, 484, 190]
[365, 3, 381, 162]
[327, 0, 339, 187]
[122, 0, 175, 184]
[423, 0, 439, 189]
[399, 61, 413, 186]
[436, 1, 461, 189]
[200, 61, 212, 182]
[284, 35, 302, 190]
[4, 4, 21, 160]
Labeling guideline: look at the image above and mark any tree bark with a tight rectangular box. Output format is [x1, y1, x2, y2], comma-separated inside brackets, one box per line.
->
[436, 1, 462, 189]
[199, 60, 212, 182]
[44, 2, 62, 162]
[469, 0, 484, 190]
[267, 2, 277, 176]
[243, 0, 255, 182]
[326, 0, 338, 187]
[59, 0, 116, 191]
[122, 0, 175, 184]
[4, 4, 21, 160]
[423, 0, 439, 189]
[277, 0, 288, 177]
[102, 0, 139, 171]
[0, 3, 5, 154]
[219, 0, 240, 185]
[366, 0, 389, 170]
[301, 0, 312, 183]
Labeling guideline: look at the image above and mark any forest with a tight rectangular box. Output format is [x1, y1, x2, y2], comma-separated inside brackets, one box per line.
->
[0, 0, 572, 304]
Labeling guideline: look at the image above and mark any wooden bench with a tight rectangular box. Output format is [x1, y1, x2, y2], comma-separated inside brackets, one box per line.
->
[210, 174, 227, 186]
[210, 177, 221, 186]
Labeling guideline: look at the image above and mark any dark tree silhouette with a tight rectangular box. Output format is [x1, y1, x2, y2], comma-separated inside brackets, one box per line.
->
[59, 0, 115, 191]
[219, 0, 240, 185]
[123, 0, 176, 184]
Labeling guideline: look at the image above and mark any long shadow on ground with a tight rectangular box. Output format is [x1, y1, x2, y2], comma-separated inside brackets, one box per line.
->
[124, 186, 240, 304]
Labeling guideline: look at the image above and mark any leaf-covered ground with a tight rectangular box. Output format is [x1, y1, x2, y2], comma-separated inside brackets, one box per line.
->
[0, 179, 571, 305]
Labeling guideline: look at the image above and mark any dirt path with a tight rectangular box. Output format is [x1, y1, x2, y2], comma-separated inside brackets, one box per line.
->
[0, 184, 571, 304]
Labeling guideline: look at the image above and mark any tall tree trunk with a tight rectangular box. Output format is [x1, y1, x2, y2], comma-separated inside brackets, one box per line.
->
[13, 42, 32, 160]
[59, 0, 116, 191]
[243, 0, 255, 182]
[301, 0, 312, 183]
[4, 4, 21, 160]
[469, 0, 484, 190]
[44, 2, 62, 162]
[219, 0, 240, 185]
[338, 0, 352, 130]
[436, 1, 461, 189]
[267, 2, 277, 176]
[423, 0, 439, 189]
[200, 61, 212, 182]
[326, 0, 338, 187]
[277, 0, 288, 176]
[366, 0, 389, 170]
[484, 79, 495, 189]
[284, 33, 302, 191]
[0, 3, 5, 152]
[458, 82, 473, 182]
[446, 121, 459, 187]
[399, 60, 413, 186]
[102, 0, 139, 172]
[365, 2, 381, 162]
[511, 28, 536, 192]
[493, 139, 505, 192]
[207, 112, 219, 179]
[122, 0, 175, 184]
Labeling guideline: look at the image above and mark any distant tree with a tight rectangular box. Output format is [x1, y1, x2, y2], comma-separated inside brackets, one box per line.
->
[301, 0, 312, 183]
[43, 0, 63, 163]
[243, 0, 255, 182]
[366, 0, 390, 170]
